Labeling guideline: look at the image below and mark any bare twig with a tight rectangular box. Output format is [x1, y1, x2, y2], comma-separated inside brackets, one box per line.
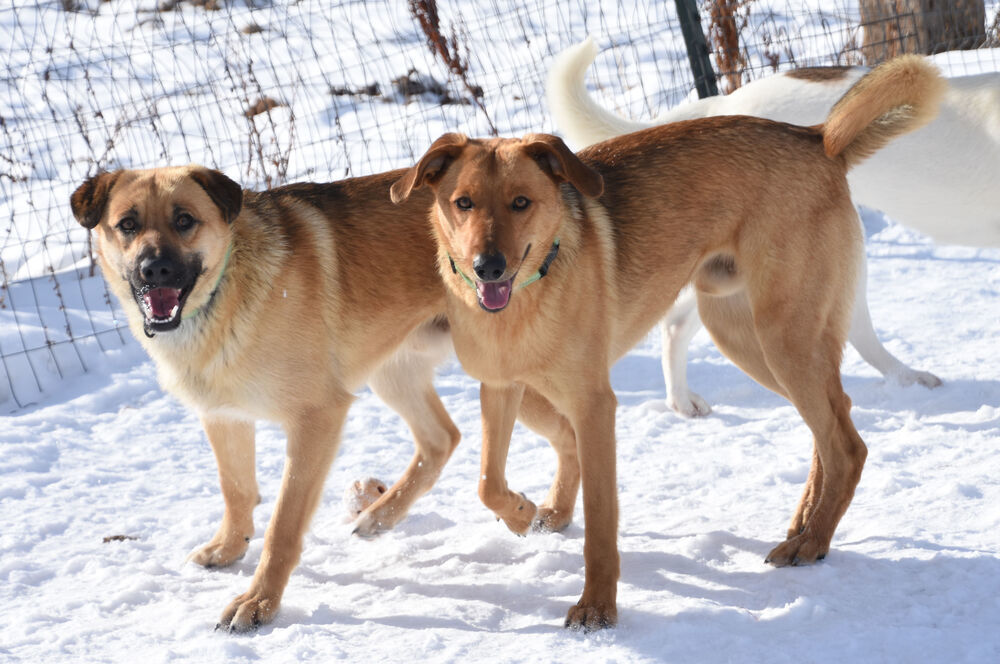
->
[704, 0, 751, 92]
[408, 0, 496, 134]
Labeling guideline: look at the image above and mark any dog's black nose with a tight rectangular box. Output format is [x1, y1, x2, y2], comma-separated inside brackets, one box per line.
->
[473, 251, 507, 281]
[140, 255, 178, 285]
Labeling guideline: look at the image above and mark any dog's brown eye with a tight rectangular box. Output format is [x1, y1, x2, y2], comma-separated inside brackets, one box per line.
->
[117, 217, 138, 234]
[512, 196, 530, 211]
[455, 197, 473, 211]
[175, 213, 196, 232]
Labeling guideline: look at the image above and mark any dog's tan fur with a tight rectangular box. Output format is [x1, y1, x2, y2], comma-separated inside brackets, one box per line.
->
[70, 167, 466, 631]
[393, 55, 943, 630]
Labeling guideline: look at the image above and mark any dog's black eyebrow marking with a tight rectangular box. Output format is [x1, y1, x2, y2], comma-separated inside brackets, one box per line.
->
[172, 204, 197, 220]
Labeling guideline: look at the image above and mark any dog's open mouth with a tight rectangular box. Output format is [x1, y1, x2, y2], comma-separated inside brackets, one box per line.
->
[137, 286, 191, 331]
[476, 278, 514, 312]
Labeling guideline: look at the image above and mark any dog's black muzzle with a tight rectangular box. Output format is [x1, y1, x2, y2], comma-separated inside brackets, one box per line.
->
[129, 246, 201, 334]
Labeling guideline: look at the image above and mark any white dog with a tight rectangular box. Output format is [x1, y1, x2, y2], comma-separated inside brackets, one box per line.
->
[548, 38, 1000, 416]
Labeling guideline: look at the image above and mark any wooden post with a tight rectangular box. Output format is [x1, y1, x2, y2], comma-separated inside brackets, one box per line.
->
[860, 0, 987, 63]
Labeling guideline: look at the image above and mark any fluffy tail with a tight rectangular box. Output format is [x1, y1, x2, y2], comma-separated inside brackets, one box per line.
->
[823, 55, 945, 168]
[546, 37, 651, 149]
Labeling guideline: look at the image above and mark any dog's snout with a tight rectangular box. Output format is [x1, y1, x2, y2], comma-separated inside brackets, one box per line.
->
[140, 254, 179, 285]
[473, 251, 507, 281]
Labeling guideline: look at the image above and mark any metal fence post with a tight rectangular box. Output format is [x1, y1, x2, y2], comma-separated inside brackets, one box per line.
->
[674, 0, 719, 97]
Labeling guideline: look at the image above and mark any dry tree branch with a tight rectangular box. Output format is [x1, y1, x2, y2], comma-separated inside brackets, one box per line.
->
[704, 0, 751, 92]
[408, 0, 496, 134]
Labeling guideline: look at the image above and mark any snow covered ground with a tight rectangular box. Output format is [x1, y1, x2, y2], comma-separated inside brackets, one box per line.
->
[3, 215, 999, 662]
[2, 1, 1000, 662]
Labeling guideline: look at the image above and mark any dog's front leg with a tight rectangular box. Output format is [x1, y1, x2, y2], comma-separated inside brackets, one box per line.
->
[559, 382, 620, 631]
[218, 394, 352, 632]
[478, 382, 537, 534]
[191, 417, 258, 568]
[516, 386, 579, 533]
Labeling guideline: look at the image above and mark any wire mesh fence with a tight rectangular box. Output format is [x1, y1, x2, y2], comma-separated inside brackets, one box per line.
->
[2, 0, 998, 409]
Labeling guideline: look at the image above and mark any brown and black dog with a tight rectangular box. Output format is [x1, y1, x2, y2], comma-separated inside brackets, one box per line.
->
[70, 166, 578, 631]
[70, 168, 470, 631]
[392, 55, 944, 630]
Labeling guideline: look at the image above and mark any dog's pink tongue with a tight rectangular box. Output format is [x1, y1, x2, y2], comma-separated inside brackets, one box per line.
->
[477, 280, 512, 311]
[144, 287, 181, 319]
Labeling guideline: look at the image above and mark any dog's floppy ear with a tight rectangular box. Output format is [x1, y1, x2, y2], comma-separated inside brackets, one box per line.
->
[188, 167, 243, 224]
[523, 133, 603, 198]
[391, 133, 468, 203]
[70, 171, 122, 229]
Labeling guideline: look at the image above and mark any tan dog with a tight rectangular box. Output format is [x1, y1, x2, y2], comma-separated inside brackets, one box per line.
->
[70, 167, 467, 631]
[392, 55, 944, 630]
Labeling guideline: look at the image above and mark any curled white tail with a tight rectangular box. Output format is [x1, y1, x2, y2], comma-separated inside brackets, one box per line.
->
[546, 37, 650, 149]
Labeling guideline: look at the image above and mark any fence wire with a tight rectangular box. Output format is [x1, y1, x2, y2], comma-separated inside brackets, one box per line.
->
[1, 0, 998, 409]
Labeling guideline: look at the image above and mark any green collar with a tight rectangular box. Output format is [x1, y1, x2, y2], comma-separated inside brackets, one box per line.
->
[183, 241, 233, 321]
[448, 239, 560, 292]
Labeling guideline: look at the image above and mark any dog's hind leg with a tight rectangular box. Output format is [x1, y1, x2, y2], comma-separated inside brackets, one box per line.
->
[848, 255, 941, 387]
[517, 386, 579, 532]
[700, 238, 867, 566]
[696, 290, 827, 535]
[661, 287, 712, 417]
[696, 291, 786, 397]
[756, 337, 866, 566]
[190, 417, 258, 568]
[698, 291, 821, 536]
[353, 322, 462, 537]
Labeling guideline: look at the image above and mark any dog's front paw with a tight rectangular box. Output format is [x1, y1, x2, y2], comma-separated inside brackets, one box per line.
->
[765, 531, 828, 567]
[667, 390, 712, 417]
[565, 600, 617, 631]
[498, 493, 538, 536]
[190, 531, 250, 568]
[217, 587, 280, 633]
[889, 367, 942, 389]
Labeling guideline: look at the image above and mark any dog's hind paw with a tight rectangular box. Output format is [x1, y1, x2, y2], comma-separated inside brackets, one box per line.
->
[344, 477, 389, 518]
[351, 514, 385, 539]
[888, 367, 942, 389]
[667, 389, 712, 417]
